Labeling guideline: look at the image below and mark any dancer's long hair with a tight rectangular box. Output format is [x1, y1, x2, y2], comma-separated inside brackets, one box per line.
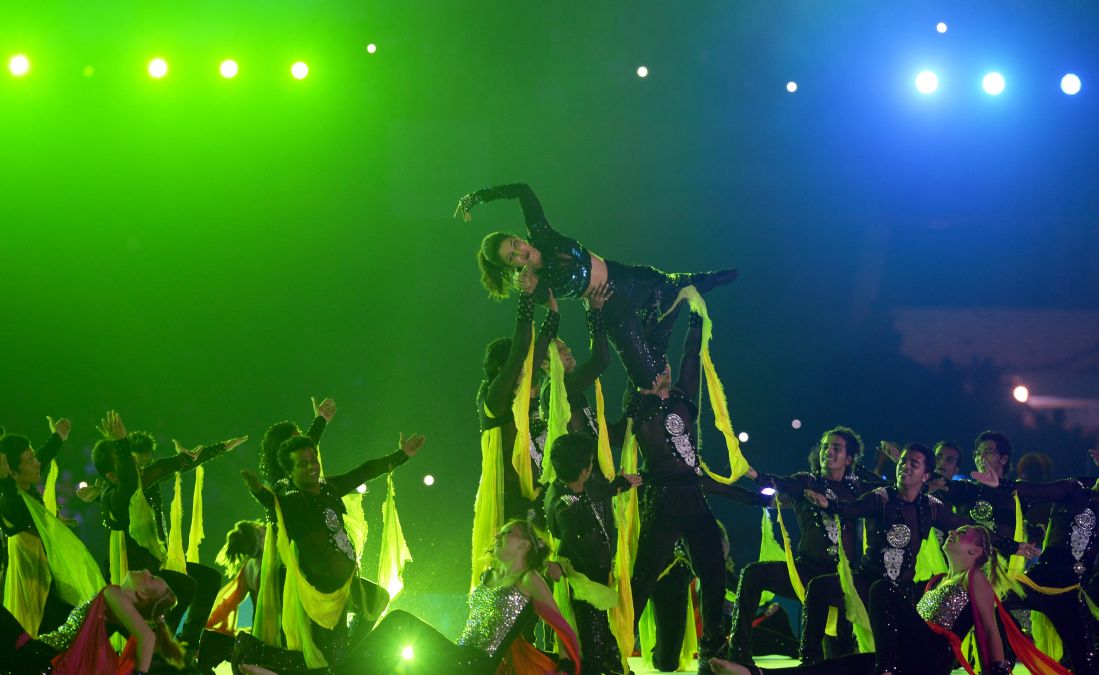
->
[259, 420, 300, 484]
[133, 584, 186, 663]
[478, 232, 514, 300]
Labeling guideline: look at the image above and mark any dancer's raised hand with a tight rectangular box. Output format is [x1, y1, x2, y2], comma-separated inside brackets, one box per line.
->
[399, 433, 426, 457]
[312, 396, 337, 423]
[969, 468, 999, 488]
[803, 489, 829, 508]
[453, 193, 478, 221]
[241, 469, 264, 494]
[584, 283, 613, 310]
[98, 410, 127, 440]
[515, 267, 539, 295]
[47, 416, 72, 441]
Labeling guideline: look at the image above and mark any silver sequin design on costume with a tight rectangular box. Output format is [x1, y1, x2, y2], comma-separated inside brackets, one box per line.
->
[917, 578, 970, 630]
[1071, 508, 1096, 576]
[582, 406, 599, 437]
[530, 411, 546, 471]
[665, 413, 701, 476]
[457, 579, 531, 656]
[324, 507, 356, 563]
[37, 595, 96, 651]
[970, 500, 995, 530]
[822, 488, 840, 558]
[884, 524, 912, 582]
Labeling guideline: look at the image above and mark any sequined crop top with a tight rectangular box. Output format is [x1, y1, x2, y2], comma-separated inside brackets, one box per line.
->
[473, 184, 593, 299]
[456, 571, 533, 657]
[37, 593, 119, 652]
[917, 577, 972, 632]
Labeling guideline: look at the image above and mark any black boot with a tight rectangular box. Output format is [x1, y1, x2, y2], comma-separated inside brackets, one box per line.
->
[686, 268, 739, 294]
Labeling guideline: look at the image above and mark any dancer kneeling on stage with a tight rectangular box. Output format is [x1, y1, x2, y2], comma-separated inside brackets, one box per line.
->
[242, 431, 424, 668]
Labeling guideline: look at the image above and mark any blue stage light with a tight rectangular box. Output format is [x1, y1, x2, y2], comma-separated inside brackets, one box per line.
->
[982, 72, 1005, 95]
[915, 70, 939, 94]
[1061, 73, 1081, 95]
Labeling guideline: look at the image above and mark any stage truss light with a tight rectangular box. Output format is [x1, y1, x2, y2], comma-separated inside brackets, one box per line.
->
[982, 72, 1005, 95]
[423, 475, 435, 486]
[915, 70, 939, 94]
[291, 61, 310, 79]
[786, 81, 797, 93]
[636, 65, 648, 78]
[8, 54, 30, 77]
[220, 59, 239, 78]
[366, 43, 377, 54]
[936, 22, 948, 34]
[148, 58, 169, 79]
[1061, 73, 1081, 95]
[1013, 385, 1029, 403]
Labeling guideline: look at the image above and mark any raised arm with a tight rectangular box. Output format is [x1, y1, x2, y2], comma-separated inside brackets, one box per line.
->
[326, 433, 424, 496]
[1009, 478, 1083, 504]
[485, 294, 559, 417]
[675, 312, 704, 396]
[103, 585, 158, 672]
[37, 416, 70, 465]
[457, 183, 551, 239]
[751, 469, 812, 497]
[566, 290, 612, 396]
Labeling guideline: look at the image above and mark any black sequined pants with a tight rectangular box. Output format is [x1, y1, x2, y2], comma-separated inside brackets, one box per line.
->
[800, 572, 888, 663]
[573, 596, 624, 674]
[632, 484, 726, 660]
[650, 558, 694, 671]
[728, 559, 829, 663]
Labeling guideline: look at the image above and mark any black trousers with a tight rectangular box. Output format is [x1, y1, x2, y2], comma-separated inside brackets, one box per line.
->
[727, 559, 828, 662]
[632, 484, 726, 659]
[758, 580, 954, 675]
[649, 557, 694, 671]
[799, 572, 890, 663]
[573, 596, 624, 675]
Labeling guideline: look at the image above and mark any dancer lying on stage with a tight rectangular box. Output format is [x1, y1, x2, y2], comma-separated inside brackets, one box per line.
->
[239, 519, 580, 675]
[1, 569, 184, 674]
[710, 524, 1068, 675]
[456, 182, 738, 388]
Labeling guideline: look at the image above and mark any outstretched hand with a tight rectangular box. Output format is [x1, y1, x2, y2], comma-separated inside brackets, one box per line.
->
[622, 474, 642, 489]
[172, 439, 200, 461]
[312, 396, 337, 423]
[399, 433, 426, 457]
[97, 410, 127, 440]
[803, 489, 829, 509]
[515, 268, 539, 295]
[745, 466, 759, 480]
[47, 416, 72, 441]
[223, 436, 249, 453]
[879, 441, 901, 463]
[241, 469, 264, 494]
[1016, 542, 1041, 559]
[453, 193, 477, 221]
[969, 469, 999, 488]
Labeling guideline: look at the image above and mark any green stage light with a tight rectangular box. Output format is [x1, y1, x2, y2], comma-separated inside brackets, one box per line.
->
[366, 43, 377, 54]
[291, 61, 309, 79]
[8, 54, 30, 77]
[148, 58, 169, 79]
[220, 59, 239, 78]
[401, 645, 414, 660]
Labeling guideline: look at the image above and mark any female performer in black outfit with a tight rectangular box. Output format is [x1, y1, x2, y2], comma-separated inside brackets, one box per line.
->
[456, 183, 738, 389]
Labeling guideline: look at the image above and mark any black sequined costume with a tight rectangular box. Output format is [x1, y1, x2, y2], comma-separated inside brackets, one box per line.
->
[545, 475, 630, 674]
[466, 183, 737, 388]
[629, 313, 768, 669]
[727, 470, 875, 665]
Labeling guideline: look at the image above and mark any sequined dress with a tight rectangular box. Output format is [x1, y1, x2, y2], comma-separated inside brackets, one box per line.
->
[917, 577, 974, 634]
[457, 572, 534, 659]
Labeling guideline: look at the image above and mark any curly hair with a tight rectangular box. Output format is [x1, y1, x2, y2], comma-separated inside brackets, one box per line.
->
[478, 232, 515, 300]
[0, 434, 32, 473]
[259, 420, 301, 484]
[819, 425, 864, 464]
[975, 430, 1014, 462]
[277, 435, 317, 475]
[215, 520, 264, 574]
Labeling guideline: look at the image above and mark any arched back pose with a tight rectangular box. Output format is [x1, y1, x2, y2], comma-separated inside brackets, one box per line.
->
[456, 182, 738, 389]
[239, 520, 581, 675]
[711, 525, 1068, 675]
[1, 569, 184, 674]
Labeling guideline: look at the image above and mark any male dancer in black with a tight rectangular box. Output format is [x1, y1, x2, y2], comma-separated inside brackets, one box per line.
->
[726, 426, 875, 666]
[92, 410, 245, 649]
[932, 431, 1018, 547]
[0, 418, 71, 635]
[973, 459, 1099, 673]
[545, 432, 641, 674]
[629, 311, 760, 675]
[243, 432, 424, 667]
[798, 443, 1036, 663]
[479, 281, 559, 522]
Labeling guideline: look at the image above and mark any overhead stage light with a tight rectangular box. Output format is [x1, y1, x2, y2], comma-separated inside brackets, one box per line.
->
[8, 54, 30, 77]
[291, 61, 310, 79]
[791, 419, 802, 430]
[1013, 385, 1029, 403]
[423, 475, 435, 486]
[982, 72, 1005, 95]
[636, 66, 648, 78]
[220, 59, 239, 78]
[366, 43, 377, 54]
[738, 432, 749, 443]
[936, 22, 948, 34]
[148, 58, 169, 79]
[1061, 73, 1081, 95]
[401, 646, 414, 660]
[786, 81, 797, 93]
[915, 71, 939, 94]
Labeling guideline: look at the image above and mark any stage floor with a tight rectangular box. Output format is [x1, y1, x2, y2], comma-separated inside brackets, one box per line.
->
[627, 654, 1031, 673]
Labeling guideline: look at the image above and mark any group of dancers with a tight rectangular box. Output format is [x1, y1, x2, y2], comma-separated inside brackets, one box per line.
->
[1, 182, 1097, 675]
